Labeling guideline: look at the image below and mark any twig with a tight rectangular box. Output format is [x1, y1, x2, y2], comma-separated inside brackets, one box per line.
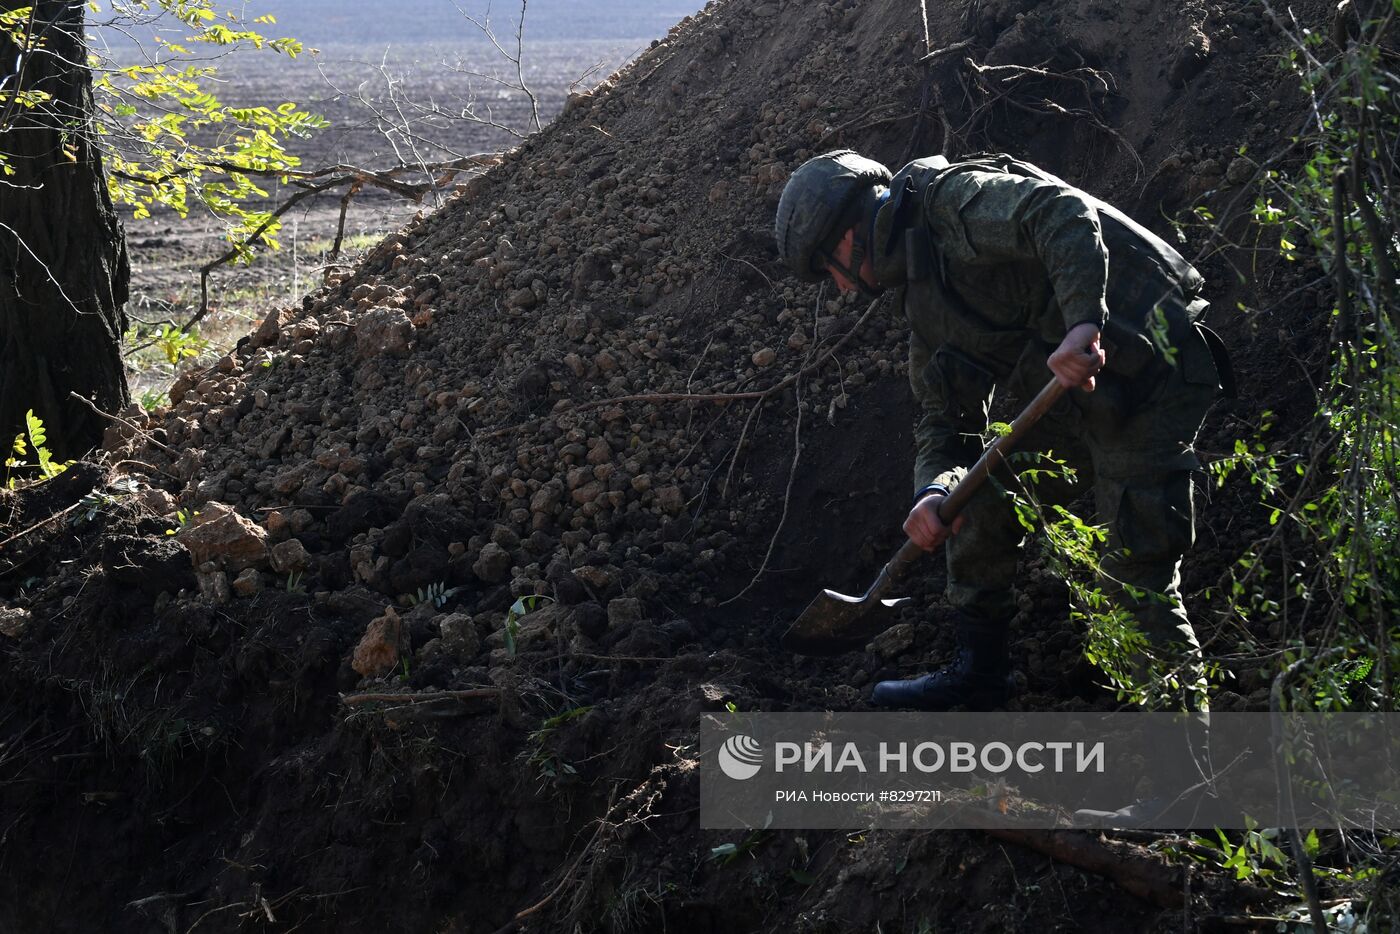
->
[1209, 915, 1328, 926]
[175, 154, 497, 328]
[932, 84, 957, 157]
[819, 105, 903, 144]
[68, 391, 177, 456]
[958, 56, 1142, 179]
[494, 762, 678, 932]
[0, 501, 83, 551]
[1347, 150, 1397, 308]
[191, 177, 341, 330]
[1330, 168, 1354, 352]
[0, 221, 84, 319]
[1200, 428, 1344, 645]
[582, 296, 883, 410]
[330, 179, 364, 260]
[903, 71, 935, 165]
[1271, 649, 1344, 934]
[0, 7, 39, 131]
[516, 0, 541, 132]
[492, 802, 612, 934]
[112, 155, 496, 195]
[919, 38, 974, 63]
[449, 0, 542, 135]
[717, 250, 776, 291]
[183, 901, 242, 934]
[720, 354, 810, 606]
[681, 333, 717, 438]
[1106, 830, 1224, 862]
[989, 90, 1143, 181]
[721, 398, 766, 500]
[127, 890, 198, 911]
[477, 296, 884, 440]
[985, 829, 1184, 908]
[339, 688, 499, 706]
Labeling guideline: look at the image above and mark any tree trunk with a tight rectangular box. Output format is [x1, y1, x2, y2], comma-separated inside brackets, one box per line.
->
[0, 0, 129, 462]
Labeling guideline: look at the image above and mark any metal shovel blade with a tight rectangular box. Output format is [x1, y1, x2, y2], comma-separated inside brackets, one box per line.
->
[781, 590, 911, 656]
[780, 378, 1070, 656]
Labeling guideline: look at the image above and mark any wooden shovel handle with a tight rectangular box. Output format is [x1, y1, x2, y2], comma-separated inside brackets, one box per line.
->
[872, 538, 928, 596]
[939, 377, 1067, 523]
[880, 377, 1067, 587]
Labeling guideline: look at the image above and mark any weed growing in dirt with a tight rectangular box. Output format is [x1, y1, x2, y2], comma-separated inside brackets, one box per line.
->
[407, 581, 462, 611]
[69, 478, 139, 526]
[524, 704, 590, 788]
[1002, 451, 1209, 710]
[137, 388, 169, 412]
[1189, 821, 1292, 884]
[708, 821, 772, 867]
[72, 660, 222, 786]
[73, 492, 119, 526]
[4, 411, 69, 489]
[504, 594, 553, 657]
[164, 508, 199, 535]
[303, 231, 379, 256]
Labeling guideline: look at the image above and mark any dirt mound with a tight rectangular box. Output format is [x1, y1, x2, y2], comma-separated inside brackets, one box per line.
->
[1, 0, 1335, 931]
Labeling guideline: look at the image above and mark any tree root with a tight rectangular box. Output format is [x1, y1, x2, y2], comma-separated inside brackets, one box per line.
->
[985, 828, 1186, 908]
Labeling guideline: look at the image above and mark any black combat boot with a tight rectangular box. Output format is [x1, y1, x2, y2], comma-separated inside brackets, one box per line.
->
[870, 612, 1015, 711]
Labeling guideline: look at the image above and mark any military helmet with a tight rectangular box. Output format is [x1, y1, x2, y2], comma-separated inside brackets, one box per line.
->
[775, 150, 892, 282]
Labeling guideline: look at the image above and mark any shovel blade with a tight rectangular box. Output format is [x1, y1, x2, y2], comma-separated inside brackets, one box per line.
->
[780, 589, 910, 656]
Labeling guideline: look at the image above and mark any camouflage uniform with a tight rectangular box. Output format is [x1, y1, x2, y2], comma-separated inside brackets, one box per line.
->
[870, 154, 1226, 674]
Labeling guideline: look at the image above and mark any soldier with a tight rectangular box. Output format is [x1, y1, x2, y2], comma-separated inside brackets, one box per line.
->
[774, 150, 1231, 712]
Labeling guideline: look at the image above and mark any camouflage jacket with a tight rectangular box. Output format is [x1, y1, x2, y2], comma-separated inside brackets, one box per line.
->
[869, 154, 1219, 495]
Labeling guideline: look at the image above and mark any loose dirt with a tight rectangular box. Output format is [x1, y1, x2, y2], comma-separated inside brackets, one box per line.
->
[1, 0, 1340, 931]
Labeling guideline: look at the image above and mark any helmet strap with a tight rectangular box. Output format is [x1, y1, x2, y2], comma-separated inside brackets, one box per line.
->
[820, 234, 882, 301]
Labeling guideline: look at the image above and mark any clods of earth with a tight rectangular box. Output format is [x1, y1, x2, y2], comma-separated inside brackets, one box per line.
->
[0, 0, 1344, 931]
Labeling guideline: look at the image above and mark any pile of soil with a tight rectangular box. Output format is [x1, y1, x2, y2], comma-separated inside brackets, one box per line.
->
[1, 0, 1338, 931]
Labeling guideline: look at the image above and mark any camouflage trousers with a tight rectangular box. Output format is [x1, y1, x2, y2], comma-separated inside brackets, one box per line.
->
[941, 342, 1219, 705]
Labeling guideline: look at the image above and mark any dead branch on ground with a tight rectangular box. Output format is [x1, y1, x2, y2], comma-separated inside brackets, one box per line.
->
[919, 38, 974, 63]
[477, 295, 885, 441]
[339, 688, 500, 706]
[985, 829, 1185, 908]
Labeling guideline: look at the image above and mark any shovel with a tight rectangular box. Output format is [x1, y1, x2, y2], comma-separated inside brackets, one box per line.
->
[781, 377, 1069, 656]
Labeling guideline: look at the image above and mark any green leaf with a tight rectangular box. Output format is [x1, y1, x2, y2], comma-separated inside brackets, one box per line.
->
[24, 410, 45, 448]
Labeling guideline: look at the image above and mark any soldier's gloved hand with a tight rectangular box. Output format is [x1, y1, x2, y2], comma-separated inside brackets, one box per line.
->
[904, 493, 967, 551]
[1049, 322, 1106, 391]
